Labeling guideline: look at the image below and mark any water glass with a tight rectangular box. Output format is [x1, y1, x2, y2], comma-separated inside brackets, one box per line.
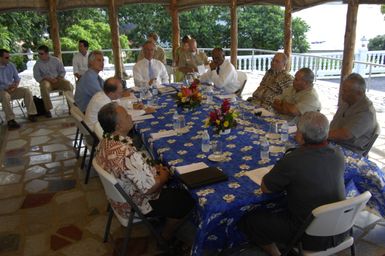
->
[211, 140, 222, 157]
[176, 115, 186, 135]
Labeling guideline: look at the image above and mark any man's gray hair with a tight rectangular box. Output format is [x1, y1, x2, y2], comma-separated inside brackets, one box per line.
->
[344, 73, 366, 93]
[299, 67, 314, 87]
[143, 40, 156, 48]
[98, 102, 119, 134]
[297, 111, 329, 144]
[88, 50, 103, 64]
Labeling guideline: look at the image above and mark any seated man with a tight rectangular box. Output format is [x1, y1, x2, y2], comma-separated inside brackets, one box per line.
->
[74, 50, 104, 112]
[238, 112, 346, 256]
[200, 48, 240, 93]
[133, 41, 169, 87]
[329, 73, 378, 155]
[33, 45, 73, 117]
[137, 32, 166, 64]
[85, 77, 154, 130]
[72, 39, 89, 83]
[273, 67, 321, 121]
[178, 38, 209, 75]
[0, 49, 37, 129]
[95, 102, 194, 241]
[248, 53, 293, 109]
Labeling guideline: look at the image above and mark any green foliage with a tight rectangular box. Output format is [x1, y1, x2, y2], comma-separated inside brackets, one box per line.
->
[368, 35, 385, 51]
[381, 5, 385, 15]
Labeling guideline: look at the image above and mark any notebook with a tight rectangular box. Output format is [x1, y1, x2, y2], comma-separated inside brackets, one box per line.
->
[178, 166, 228, 189]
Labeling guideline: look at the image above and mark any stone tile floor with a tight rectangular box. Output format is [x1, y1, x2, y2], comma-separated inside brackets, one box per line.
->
[0, 80, 385, 255]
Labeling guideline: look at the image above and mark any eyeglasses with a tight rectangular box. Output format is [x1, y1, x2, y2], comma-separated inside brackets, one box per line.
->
[38, 52, 45, 56]
[3, 56, 9, 59]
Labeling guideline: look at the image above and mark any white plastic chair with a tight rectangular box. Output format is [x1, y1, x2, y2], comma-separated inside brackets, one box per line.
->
[70, 104, 99, 184]
[92, 159, 168, 256]
[283, 191, 372, 256]
[94, 121, 104, 141]
[235, 70, 247, 97]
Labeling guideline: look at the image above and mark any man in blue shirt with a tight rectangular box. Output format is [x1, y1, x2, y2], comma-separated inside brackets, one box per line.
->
[0, 49, 37, 129]
[33, 45, 73, 117]
[74, 50, 104, 112]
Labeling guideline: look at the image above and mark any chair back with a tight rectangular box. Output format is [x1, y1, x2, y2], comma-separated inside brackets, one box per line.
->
[64, 91, 75, 107]
[94, 121, 105, 141]
[362, 123, 380, 157]
[70, 106, 90, 135]
[306, 191, 372, 237]
[92, 159, 126, 203]
[235, 70, 247, 97]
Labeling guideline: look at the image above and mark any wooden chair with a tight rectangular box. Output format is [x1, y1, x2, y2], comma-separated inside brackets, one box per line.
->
[235, 70, 247, 97]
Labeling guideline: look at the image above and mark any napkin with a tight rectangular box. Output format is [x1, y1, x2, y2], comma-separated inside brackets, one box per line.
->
[245, 165, 273, 185]
[215, 94, 237, 100]
[254, 107, 275, 117]
[175, 162, 209, 175]
[158, 86, 176, 94]
[132, 114, 154, 122]
[150, 130, 177, 141]
[288, 125, 297, 134]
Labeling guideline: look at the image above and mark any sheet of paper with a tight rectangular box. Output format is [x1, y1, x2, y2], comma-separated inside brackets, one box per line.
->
[288, 126, 297, 134]
[245, 165, 274, 185]
[150, 130, 177, 141]
[197, 65, 206, 75]
[176, 162, 209, 175]
[254, 107, 275, 117]
[132, 114, 154, 122]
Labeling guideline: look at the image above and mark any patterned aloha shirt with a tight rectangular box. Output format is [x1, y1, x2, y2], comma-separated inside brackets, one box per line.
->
[96, 135, 159, 219]
[251, 69, 293, 109]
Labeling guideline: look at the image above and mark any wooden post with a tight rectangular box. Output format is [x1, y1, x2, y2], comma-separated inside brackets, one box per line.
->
[108, 0, 123, 79]
[230, 0, 238, 68]
[171, 0, 180, 62]
[284, 0, 292, 71]
[341, 0, 359, 84]
[48, 0, 62, 59]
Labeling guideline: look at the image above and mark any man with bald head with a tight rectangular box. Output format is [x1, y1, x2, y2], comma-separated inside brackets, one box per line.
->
[178, 38, 209, 75]
[239, 112, 346, 256]
[137, 32, 166, 64]
[329, 73, 378, 155]
[200, 48, 240, 93]
[248, 53, 293, 109]
[273, 67, 321, 120]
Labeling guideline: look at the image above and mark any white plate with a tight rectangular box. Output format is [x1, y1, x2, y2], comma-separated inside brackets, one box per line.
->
[208, 154, 225, 162]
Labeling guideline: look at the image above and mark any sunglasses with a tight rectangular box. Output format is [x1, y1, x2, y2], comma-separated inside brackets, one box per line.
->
[3, 56, 9, 59]
[38, 52, 45, 56]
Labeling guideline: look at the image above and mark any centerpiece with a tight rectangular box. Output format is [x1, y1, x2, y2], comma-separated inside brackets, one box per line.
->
[205, 99, 237, 134]
[176, 79, 202, 109]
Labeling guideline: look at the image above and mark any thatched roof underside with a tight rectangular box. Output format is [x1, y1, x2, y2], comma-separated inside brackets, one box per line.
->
[1, 0, 385, 13]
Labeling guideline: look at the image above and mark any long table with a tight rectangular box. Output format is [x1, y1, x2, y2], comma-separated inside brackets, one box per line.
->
[134, 91, 385, 255]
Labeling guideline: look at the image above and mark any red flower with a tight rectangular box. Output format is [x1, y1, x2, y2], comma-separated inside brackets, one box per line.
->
[221, 99, 230, 113]
[181, 87, 192, 97]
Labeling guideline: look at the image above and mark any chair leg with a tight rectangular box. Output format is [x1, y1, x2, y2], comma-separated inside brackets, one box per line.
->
[104, 205, 113, 243]
[73, 128, 79, 148]
[85, 145, 96, 184]
[81, 146, 88, 169]
[350, 229, 356, 256]
[76, 134, 83, 159]
[16, 100, 26, 117]
[121, 212, 135, 256]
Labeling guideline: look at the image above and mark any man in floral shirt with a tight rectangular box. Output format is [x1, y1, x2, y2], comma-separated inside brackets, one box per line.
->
[95, 102, 194, 241]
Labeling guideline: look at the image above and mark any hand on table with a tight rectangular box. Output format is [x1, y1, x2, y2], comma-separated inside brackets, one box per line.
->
[144, 107, 156, 114]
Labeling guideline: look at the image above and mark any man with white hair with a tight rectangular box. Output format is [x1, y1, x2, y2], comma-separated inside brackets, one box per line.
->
[74, 50, 104, 112]
[248, 53, 293, 109]
[329, 73, 378, 155]
[239, 112, 346, 256]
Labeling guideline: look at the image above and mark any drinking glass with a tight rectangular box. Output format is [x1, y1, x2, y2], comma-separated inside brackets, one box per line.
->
[211, 140, 222, 157]
[176, 115, 186, 135]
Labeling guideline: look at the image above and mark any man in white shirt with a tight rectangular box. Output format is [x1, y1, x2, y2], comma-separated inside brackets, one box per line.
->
[200, 48, 240, 93]
[85, 77, 154, 130]
[72, 40, 89, 83]
[133, 41, 169, 87]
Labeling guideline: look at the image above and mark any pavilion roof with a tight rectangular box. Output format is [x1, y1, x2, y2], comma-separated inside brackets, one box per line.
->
[2, 0, 383, 13]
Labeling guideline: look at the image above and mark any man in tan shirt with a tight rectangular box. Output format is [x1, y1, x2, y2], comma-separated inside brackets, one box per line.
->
[178, 38, 209, 75]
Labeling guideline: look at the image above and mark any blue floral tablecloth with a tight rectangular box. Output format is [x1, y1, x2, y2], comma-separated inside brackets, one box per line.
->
[134, 93, 385, 255]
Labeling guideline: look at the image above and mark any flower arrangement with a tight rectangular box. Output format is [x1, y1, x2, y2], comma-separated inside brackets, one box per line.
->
[205, 99, 237, 133]
[177, 79, 202, 109]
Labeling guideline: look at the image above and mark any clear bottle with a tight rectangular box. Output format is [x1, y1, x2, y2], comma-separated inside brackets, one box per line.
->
[260, 137, 270, 161]
[201, 130, 211, 153]
[172, 110, 179, 130]
[151, 82, 158, 96]
[206, 87, 213, 104]
[281, 121, 289, 142]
